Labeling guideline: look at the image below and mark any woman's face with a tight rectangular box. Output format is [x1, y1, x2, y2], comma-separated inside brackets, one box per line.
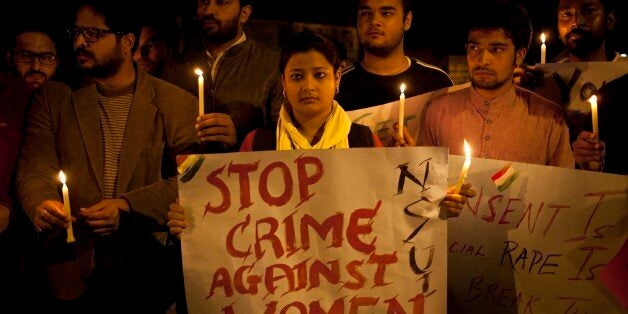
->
[282, 49, 340, 123]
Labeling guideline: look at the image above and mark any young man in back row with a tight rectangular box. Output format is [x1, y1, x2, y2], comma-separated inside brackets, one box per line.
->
[337, 0, 453, 146]
[419, 2, 575, 168]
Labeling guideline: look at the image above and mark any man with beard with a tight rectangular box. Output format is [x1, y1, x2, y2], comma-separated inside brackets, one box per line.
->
[419, 3, 574, 168]
[554, 0, 623, 62]
[515, 0, 623, 86]
[16, 0, 199, 312]
[1, 25, 61, 313]
[554, 0, 627, 173]
[165, 0, 283, 151]
[337, 0, 453, 139]
[2, 25, 57, 236]
[5, 26, 59, 89]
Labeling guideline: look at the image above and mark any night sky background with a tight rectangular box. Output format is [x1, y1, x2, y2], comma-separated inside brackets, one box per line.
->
[1, 0, 626, 72]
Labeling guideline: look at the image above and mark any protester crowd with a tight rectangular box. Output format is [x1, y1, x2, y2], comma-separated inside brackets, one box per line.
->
[0, 0, 625, 312]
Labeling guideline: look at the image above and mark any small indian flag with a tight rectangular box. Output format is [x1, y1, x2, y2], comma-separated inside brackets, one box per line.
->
[491, 163, 518, 192]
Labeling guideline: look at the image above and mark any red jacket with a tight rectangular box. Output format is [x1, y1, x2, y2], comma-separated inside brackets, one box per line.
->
[0, 72, 33, 211]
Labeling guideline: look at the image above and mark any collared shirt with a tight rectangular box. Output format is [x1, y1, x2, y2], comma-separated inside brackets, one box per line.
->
[419, 85, 575, 168]
[205, 33, 246, 81]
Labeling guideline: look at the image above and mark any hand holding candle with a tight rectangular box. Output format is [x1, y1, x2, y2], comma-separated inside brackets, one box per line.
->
[58, 171, 75, 243]
[540, 33, 547, 64]
[453, 139, 472, 195]
[195, 69, 204, 116]
[398, 83, 406, 139]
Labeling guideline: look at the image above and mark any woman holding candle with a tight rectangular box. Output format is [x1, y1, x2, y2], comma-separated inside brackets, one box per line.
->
[168, 31, 474, 238]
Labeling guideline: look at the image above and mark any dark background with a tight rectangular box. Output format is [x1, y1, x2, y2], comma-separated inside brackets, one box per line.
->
[1, 0, 626, 73]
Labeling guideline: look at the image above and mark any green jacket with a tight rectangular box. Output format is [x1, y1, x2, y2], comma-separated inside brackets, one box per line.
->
[165, 36, 284, 148]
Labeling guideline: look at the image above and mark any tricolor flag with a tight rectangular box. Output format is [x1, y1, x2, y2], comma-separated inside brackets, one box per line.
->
[491, 163, 518, 192]
[177, 154, 205, 183]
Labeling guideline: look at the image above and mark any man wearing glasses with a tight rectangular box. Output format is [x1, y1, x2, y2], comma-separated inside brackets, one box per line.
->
[6, 27, 58, 89]
[16, 0, 199, 312]
[2, 27, 59, 301]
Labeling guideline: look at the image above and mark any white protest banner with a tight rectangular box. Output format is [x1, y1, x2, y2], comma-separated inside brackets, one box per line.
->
[534, 62, 628, 113]
[347, 83, 470, 145]
[345, 80, 627, 313]
[447, 155, 627, 313]
[178, 148, 449, 313]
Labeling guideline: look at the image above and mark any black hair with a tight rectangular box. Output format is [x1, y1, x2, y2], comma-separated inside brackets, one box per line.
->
[598, 0, 618, 11]
[2, 20, 70, 74]
[138, 13, 180, 49]
[401, 0, 411, 16]
[556, 0, 619, 12]
[240, 0, 254, 7]
[328, 35, 348, 62]
[73, 0, 141, 51]
[464, 1, 533, 51]
[9, 23, 60, 51]
[279, 30, 341, 74]
[356, 0, 412, 18]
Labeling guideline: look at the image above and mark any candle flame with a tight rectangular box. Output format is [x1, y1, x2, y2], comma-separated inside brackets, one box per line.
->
[59, 171, 67, 184]
[540, 33, 546, 44]
[589, 95, 597, 103]
[463, 139, 471, 161]
[400, 83, 406, 93]
[194, 68, 203, 76]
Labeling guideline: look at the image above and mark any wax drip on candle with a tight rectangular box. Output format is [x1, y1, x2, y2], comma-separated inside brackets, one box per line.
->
[586, 95, 601, 171]
[453, 139, 472, 195]
[195, 68, 205, 116]
[540, 33, 547, 64]
[59, 171, 76, 243]
[398, 83, 406, 139]
[589, 95, 598, 135]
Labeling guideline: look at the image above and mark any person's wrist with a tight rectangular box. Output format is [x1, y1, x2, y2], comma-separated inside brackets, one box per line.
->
[119, 195, 132, 213]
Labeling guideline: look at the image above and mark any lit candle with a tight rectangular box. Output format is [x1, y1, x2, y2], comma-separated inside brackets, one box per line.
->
[589, 95, 598, 135]
[587, 95, 601, 171]
[453, 139, 472, 195]
[58, 171, 75, 243]
[540, 33, 547, 64]
[398, 83, 406, 139]
[195, 68, 204, 116]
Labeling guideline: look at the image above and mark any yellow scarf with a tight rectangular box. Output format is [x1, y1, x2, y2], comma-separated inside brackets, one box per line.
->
[276, 101, 352, 150]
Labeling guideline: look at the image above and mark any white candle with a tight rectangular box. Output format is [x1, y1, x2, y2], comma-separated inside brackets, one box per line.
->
[58, 171, 75, 243]
[540, 33, 547, 64]
[398, 83, 406, 139]
[589, 95, 598, 135]
[587, 95, 601, 170]
[195, 69, 204, 116]
[453, 139, 472, 195]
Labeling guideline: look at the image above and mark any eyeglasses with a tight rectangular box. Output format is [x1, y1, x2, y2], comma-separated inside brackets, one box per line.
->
[14, 51, 57, 66]
[67, 26, 124, 43]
